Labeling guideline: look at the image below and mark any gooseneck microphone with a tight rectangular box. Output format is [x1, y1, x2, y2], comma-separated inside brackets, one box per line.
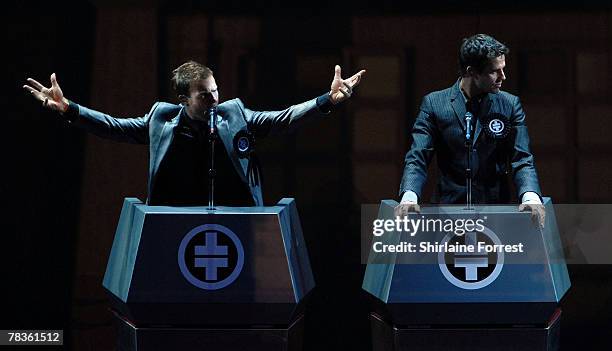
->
[208, 107, 217, 135]
[208, 107, 218, 210]
[465, 111, 473, 142]
[464, 111, 474, 210]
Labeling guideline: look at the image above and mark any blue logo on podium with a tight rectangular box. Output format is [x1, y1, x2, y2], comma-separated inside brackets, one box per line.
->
[178, 224, 245, 290]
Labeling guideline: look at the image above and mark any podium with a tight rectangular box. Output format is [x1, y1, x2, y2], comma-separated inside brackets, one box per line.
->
[363, 198, 570, 351]
[103, 198, 314, 351]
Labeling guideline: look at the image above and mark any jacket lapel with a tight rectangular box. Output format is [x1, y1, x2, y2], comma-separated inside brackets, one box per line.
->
[450, 80, 467, 131]
[216, 112, 249, 184]
[149, 109, 181, 195]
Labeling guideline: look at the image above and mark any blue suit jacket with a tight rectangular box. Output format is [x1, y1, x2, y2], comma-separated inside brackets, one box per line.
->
[399, 80, 541, 204]
[69, 96, 329, 205]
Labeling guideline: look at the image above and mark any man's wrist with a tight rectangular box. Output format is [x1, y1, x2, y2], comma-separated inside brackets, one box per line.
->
[60, 97, 69, 113]
[316, 92, 333, 114]
[59, 99, 79, 123]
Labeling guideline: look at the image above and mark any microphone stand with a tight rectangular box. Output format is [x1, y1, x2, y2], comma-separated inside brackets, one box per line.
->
[208, 107, 217, 210]
[464, 111, 473, 210]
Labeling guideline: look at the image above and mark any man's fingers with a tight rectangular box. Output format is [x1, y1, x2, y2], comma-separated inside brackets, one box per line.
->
[527, 208, 538, 227]
[339, 88, 351, 98]
[23, 85, 43, 101]
[532, 211, 543, 228]
[395, 204, 410, 217]
[50, 73, 59, 88]
[520, 203, 546, 228]
[349, 70, 366, 86]
[26, 78, 46, 91]
[394, 203, 420, 217]
[23, 85, 37, 95]
[334, 65, 342, 80]
[537, 207, 546, 228]
[342, 82, 353, 95]
[394, 205, 403, 217]
[335, 82, 353, 100]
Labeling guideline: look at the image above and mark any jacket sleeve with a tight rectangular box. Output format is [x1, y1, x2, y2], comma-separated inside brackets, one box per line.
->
[399, 95, 437, 199]
[64, 100, 152, 144]
[240, 93, 332, 137]
[509, 96, 542, 199]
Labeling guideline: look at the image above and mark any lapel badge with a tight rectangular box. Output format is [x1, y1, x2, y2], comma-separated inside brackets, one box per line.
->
[483, 112, 510, 139]
[233, 130, 255, 158]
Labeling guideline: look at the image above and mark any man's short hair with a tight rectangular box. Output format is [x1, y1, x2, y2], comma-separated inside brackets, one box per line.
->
[171, 61, 213, 96]
[458, 34, 509, 76]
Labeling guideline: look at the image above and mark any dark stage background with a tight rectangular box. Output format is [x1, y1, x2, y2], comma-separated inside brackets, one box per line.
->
[4, 1, 612, 350]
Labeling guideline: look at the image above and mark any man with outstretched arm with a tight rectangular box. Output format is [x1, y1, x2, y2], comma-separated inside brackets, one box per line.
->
[24, 61, 365, 206]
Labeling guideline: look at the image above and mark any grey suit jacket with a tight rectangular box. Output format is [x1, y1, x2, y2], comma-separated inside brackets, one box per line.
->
[68, 95, 330, 205]
[399, 80, 541, 204]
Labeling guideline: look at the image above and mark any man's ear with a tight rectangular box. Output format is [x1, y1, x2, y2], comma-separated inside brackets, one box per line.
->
[465, 66, 475, 77]
[178, 95, 189, 105]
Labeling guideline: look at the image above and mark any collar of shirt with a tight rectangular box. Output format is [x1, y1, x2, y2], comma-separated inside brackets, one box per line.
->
[459, 78, 487, 102]
[459, 79, 484, 114]
[179, 109, 208, 138]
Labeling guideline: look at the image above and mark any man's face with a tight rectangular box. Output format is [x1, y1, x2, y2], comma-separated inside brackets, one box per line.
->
[185, 76, 219, 120]
[473, 55, 506, 94]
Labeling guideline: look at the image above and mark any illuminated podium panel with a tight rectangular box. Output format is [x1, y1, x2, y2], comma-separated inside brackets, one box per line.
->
[362, 198, 570, 351]
[103, 198, 314, 350]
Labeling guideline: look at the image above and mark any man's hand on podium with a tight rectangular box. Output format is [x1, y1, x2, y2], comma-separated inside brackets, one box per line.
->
[394, 202, 421, 217]
[519, 203, 546, 229]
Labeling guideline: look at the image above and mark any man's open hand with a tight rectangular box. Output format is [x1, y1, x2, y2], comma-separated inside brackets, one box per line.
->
[23, 73, 69, 113]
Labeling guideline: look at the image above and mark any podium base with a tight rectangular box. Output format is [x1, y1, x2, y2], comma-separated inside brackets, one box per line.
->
[114, 310, 305, 351]
[371, 309, 561, 351]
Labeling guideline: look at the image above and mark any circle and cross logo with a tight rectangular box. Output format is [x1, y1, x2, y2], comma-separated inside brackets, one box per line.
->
[438, 226, 504, 290]
[178, 224, 244, 290]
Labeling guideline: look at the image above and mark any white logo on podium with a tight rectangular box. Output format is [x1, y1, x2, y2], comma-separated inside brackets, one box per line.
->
[438, 226, 504, 290]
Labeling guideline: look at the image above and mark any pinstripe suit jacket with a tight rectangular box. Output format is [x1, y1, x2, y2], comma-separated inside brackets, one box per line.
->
[399, 80, 541, 204]
[68, 95, 329, 206]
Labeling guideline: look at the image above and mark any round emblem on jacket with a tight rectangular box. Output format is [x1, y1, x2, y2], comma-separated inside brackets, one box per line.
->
[489, 119, 504, 133]
[237, 137, 249, 152]
[483, 113, 510, 139]
[233, 130, 255, 158]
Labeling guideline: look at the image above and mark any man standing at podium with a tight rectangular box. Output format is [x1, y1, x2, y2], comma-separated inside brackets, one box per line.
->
[24, 61, 365, 206]
[395, 34, 544, 226]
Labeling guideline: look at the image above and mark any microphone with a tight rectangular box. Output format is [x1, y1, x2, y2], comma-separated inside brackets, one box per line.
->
[208, 107, 217, 135]
[207, 106, 218, 209]
[464, 111, 473, 142]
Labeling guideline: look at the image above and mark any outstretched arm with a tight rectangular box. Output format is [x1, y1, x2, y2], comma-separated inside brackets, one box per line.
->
[244, 65, 366, 136]
[23, 73, 150, 144]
